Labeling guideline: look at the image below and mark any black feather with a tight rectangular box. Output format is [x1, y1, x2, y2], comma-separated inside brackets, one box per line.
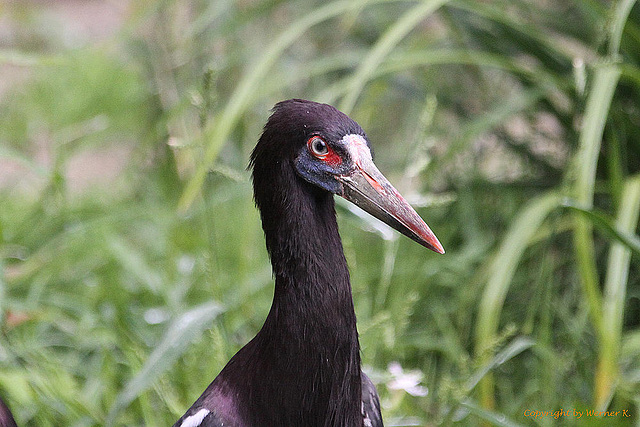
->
[361, 374, 384, 427]
[175, 100, 383, 427]
[0, 396, 17, 427]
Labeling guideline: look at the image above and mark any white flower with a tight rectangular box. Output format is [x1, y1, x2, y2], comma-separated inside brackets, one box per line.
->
[387, 362, 428, 397]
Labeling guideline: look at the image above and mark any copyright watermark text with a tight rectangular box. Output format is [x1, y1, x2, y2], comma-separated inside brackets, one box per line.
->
[524, 408, 631, 420]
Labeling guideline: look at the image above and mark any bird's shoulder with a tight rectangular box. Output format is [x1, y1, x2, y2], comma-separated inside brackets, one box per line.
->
[0, 397, 17, 427]
[361, 372, 383, 427]
[173, 374, 249, 427]
[172, 406, 224, 427]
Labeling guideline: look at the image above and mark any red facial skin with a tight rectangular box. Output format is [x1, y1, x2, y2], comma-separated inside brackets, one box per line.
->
[307, 136, 342, 167]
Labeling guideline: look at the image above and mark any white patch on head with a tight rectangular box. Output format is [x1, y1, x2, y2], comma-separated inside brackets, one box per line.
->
[180, 408, 210, 427]
[341, 134, 371, 166]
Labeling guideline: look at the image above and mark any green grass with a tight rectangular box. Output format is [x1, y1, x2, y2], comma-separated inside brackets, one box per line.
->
[1, 0, 640, 426]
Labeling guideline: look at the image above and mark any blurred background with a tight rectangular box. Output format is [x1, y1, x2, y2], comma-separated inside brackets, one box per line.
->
[1, 0, 639, 425]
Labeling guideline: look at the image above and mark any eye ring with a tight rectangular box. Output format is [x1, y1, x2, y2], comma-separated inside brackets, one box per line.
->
[307, 136, 329, 158]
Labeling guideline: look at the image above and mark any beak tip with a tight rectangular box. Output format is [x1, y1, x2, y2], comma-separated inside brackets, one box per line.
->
[417, 227, 444, 254]
[427, 238, 445, 254]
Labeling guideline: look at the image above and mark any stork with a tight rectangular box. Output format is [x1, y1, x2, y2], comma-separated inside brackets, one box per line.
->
[174, 99, 443, 427]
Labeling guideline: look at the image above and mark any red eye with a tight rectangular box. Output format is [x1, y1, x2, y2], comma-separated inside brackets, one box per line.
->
[308, 136, 329, 158]
[307, 136, 342, 166]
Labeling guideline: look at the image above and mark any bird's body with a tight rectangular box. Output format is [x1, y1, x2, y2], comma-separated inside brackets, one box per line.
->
[0, 396, 18, 427]
[174, 99, 442, 427]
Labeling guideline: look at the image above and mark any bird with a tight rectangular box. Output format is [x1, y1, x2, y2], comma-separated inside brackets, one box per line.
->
[0, 396, 17, 427]
[173, 99, 444, 427]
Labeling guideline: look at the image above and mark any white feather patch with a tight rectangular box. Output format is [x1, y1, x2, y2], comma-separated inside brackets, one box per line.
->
[180, 408, 210, 427]
[341, 134, 371, 166]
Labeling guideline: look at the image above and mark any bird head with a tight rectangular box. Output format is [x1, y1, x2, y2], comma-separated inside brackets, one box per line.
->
[252, 99, 444, 254]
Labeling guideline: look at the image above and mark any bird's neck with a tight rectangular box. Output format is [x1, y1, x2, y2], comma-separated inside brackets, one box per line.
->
[260, 167, 357, 331]
[247, 165, 362, 425]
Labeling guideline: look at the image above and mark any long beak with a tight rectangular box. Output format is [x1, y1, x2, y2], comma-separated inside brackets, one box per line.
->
[336, 156, 444, 254]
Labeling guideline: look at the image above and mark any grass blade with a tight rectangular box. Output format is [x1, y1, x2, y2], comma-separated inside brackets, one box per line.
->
[466, 336, 535, 393]
[562, 200, 640, 256]
[0, 49, 60, 66]
[106, 302, 224, 425]
[571, 62, 621, 342]
[0, 144, 48, 178]
[596, 175, 640, 409]
[178, 0, 382, 212]
[608, 0, 638, 56]
[339, 0, 450, 114]
[475, 191, 561, 409]
[460, 399, 526, 427]
[320, 50, 556, 106]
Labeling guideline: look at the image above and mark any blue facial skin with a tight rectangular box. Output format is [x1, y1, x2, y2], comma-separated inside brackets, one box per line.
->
[293, 135, 363, 195]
